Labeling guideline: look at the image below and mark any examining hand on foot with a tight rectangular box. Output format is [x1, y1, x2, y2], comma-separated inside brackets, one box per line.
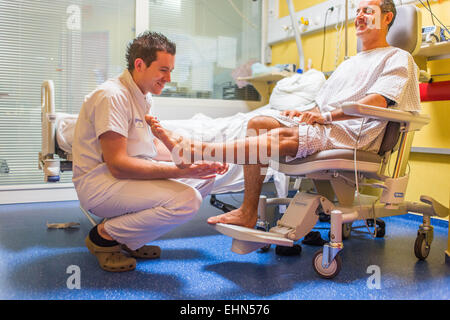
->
[145, 115, 229, 175]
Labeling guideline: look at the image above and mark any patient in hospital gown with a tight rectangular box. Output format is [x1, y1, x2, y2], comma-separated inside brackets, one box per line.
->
[282, 46, 421, 160]
[159, 46, 421, 197]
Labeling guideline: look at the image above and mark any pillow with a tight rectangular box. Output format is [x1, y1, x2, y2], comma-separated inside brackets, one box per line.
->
[269, 69, 326, 111]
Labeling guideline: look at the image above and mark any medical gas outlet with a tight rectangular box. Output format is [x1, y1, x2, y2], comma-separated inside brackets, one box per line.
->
[299, 16, 309, 32]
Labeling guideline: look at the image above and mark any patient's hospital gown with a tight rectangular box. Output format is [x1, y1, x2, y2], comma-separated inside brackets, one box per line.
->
[282, 46, 421, 160]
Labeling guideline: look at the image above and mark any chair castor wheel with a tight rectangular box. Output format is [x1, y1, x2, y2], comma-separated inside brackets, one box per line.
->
[312, 249, 342, 279]
[414, 233, 431, 260]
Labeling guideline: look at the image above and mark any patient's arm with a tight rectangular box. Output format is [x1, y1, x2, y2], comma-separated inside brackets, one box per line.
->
[330, 93, 388, 121]
[281, 93, 388, 124]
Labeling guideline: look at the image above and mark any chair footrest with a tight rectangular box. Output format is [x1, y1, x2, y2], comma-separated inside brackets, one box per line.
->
[420, 196, 450, 218]
[213, 223, 293, 246]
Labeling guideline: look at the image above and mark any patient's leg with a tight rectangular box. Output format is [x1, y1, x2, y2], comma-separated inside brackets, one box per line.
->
[145, 115, 299, 165]
[206, 116, 285, 227]
[145, 115, 299, 228]
[145, 115, 185, 152]
[205, 162, 265, 227]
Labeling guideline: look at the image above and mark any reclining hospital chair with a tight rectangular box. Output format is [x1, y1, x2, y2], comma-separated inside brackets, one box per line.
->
[213, 4, 449, 279]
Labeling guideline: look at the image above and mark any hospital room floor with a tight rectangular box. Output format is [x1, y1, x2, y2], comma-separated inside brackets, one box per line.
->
[0, 194, 448, 300]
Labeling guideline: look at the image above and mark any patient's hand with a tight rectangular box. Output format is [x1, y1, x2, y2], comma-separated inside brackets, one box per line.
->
[281, 110, 325, 125]
[298, 111, 325, 125]
[281, 110, 302, 119]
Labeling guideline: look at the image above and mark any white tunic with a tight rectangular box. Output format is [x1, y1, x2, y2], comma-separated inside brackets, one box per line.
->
[72, 69, 157, 209]
[285, 46, 421, 160]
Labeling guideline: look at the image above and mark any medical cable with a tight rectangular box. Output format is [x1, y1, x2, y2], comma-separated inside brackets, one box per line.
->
[353, 116, 378, 238]
[426, 0, 435, 26]
[321, 7, 334, 72]
[417, 0, 450, 37]
[334, 6, 345, 69]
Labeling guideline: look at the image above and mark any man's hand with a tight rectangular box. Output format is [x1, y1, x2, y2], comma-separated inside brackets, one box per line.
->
[179, 161, 229, 179]
[281, 109, 326, 125]
[281, 109, 302, 119]
[209, 161, 229, 175]
[297, 111, 326, 125]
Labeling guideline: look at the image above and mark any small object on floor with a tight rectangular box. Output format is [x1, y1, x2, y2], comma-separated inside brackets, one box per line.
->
[301, 231, 327, 246]
[46, 222, 80, 229]
[275, 244, 302, 256]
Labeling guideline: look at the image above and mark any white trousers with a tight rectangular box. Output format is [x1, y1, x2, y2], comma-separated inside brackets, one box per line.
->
[90, 178, 214, 250]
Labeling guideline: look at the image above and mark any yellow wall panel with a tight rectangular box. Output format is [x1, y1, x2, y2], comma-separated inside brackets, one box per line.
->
[407, 154, 450, 211]
[271, 23, 357, 72]
[278, 0, 327, 18]
[274, 0, 450, 73]
[413, 100, 450, 149]
[418, 0, 450, 29]
[427, 58, 450, 82]
[273, 0, 358, 72]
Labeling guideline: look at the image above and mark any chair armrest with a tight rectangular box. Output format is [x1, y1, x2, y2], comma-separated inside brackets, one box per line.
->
[341, 102, 430, 131]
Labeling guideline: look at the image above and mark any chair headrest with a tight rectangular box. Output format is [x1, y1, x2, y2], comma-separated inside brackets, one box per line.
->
[357, 4, 422, 55]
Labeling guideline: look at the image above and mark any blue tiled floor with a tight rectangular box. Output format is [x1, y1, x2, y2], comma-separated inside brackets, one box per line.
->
[0, 195, 448, 300]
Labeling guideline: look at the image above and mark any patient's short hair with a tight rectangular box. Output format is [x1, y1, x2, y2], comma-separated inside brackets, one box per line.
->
[126, 31, 176, 72]
[380, 0, 396, 30]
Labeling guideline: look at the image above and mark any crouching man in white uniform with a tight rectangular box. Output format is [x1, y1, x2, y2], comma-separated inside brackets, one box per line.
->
[72, 32, 227, 272]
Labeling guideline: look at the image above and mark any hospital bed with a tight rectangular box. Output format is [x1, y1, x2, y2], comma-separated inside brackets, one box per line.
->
[212, 4, 450, 279]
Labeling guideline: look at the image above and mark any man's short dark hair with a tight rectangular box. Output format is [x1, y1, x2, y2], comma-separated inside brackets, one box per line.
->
[380, 0, 396, 30]
[126, 31, 176, 72]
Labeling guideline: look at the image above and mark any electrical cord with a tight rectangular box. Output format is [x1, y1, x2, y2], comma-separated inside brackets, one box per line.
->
[321, 7, 334, 72]
[418, 0, 450, 37]
[334, 6, 345, 69]
[426, 0, 435, 26]
[353, 116, 378, 238]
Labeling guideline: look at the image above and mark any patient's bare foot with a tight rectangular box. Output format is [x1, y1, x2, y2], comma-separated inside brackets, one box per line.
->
[207, 207, 257, 228]
[145, 115, 181, 152]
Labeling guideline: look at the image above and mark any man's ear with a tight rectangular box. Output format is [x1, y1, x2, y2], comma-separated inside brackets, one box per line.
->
[134, 58, 146, 72]
[384, 11, 394, 29]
